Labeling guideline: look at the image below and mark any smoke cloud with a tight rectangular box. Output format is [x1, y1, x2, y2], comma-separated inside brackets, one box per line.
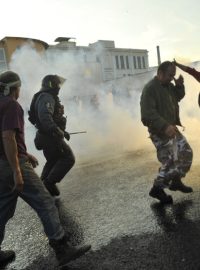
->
[9, 43, 200, 172]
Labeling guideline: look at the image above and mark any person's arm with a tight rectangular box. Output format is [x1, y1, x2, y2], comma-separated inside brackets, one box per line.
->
[174, 59, 200, 82]
[2, 130, 24, 192]
[27, 153, 39, 168]
[174, 59, 188, 72]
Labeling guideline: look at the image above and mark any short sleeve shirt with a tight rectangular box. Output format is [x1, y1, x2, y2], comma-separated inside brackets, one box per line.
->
[0, 95, 27, 158]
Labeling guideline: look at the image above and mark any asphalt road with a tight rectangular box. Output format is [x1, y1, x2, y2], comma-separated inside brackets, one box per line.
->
[2, 148, 200, 270]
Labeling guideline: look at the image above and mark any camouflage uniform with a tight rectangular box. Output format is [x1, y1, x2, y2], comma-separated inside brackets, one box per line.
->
[150, 131, 193, 189]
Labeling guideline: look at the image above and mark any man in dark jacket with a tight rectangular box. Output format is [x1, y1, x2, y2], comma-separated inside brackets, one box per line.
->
[140, 61, 193, 204]
[29, 75, 75, 198]
[0, 71, 90, 268]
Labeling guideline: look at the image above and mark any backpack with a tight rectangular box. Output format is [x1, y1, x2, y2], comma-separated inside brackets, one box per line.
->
[28, 91, 42, 126]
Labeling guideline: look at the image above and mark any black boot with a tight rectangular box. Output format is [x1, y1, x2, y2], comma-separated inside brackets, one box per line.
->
[0, 249, 15, 267]
[149, 186, 173, 204]
[43, 180, 60, 197]
[169, 178, 193, 193]
[49, 236, 91, 266]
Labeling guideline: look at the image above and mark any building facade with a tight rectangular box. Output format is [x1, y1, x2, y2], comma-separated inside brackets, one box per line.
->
[0, 36, 149, 83]
[0, 36, 48, 73]
[48, 38, 149, 82]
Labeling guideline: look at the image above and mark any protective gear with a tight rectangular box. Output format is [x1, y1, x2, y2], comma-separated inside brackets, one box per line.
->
[52, 126, 64, 139]
[0, 71, 21, 96]
[28, 92, 67, 134]
[64, 131, 70, 141]
[49, 235, 91, 266]
[41, 75, 66, 92]
[34, 131, 44, 150]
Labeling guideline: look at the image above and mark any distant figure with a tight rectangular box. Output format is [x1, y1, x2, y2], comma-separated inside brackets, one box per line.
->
[90, 94, 100, 111]
[140, 61, 193, 204]
[28, 75, 75, 198]
[0, 71, 91, 268]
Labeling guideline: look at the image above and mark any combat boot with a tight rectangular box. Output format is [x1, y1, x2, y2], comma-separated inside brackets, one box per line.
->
[49, 236, 91, 266]
[43, 180, 60, 197]
[149, 186, 173, 204]
[0, 249, 15, 267]
[169, 178, 193, 193]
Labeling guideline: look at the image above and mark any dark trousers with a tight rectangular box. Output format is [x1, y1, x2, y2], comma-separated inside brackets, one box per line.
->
[40, 136, 75, 185]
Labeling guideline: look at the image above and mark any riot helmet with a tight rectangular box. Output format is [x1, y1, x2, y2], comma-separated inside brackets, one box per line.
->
[41, 75, 66, 93]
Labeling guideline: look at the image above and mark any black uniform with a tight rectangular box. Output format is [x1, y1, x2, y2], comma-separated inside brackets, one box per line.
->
[29, 80, 75, 196]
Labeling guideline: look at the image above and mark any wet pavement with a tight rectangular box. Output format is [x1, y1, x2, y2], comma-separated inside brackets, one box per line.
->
[2, 148, 200, 270]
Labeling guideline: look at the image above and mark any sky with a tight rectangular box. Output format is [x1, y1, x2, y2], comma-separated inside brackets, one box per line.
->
[1, 0, 200, 66]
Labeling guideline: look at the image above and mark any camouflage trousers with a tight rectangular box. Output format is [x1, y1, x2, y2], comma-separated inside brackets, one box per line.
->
[150, 132, 193, 189]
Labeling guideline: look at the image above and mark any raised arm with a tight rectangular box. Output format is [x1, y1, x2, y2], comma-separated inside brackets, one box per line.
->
[174, 59, 200, 83]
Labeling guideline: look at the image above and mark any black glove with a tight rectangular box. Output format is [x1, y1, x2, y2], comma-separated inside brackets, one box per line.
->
[52, 127, 64, 139]
[64, 131, 70, 141]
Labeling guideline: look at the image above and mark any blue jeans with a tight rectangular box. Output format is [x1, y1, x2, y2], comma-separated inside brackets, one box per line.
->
[0, 157, 65, 246]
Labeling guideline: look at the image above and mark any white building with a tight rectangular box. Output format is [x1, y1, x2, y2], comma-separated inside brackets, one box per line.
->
[48, 37, 149, 83]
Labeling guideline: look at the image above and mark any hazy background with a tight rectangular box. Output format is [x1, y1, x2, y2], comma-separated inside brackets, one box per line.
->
[0, 0, 200, 66]
[8, 44, 200, 175]
[1, 0, 200, 173]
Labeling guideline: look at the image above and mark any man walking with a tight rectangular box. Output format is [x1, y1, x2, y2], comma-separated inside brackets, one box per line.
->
[140, 61, 193, 204]
[0, 71, 90, 268]
[28, 74, 75, 198]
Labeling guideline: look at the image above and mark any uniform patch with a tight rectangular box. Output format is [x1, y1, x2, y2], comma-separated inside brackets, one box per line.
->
[46, 102, 51, 109]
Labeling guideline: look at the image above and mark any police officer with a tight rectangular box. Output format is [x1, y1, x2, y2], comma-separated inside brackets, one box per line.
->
[29, 75, 75, 197]
[140, 61, 193, 204]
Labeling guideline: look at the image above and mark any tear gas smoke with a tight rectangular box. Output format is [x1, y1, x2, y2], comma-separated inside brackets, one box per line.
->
[9, 44, 200, 173]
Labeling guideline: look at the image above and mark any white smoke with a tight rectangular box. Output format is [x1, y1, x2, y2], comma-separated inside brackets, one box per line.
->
[9, 44, 152, 166]
[10, 44, 200, 170]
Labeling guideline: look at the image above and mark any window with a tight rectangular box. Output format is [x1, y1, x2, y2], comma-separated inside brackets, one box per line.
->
[142, 56, 146, 68]
[133, 56, 137, 69]
[137, 56, 141, 69]
[0, 48, 7, 72]
[115, 56, 119, 69]
[126, 56, 129, 69]
[120, 56, 125, 69]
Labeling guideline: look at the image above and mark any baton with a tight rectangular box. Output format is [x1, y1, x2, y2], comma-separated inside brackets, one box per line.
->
[69, 131, 87, 135]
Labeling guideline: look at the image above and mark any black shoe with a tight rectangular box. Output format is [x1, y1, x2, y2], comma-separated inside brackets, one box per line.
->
[169, 179, 193, 193]
[0, 250, 15, 267]
[50, 237, 91, 266]
[44, 182, 60, 196]
[59, 243, 91, 266]
[149, 186, 173, 204]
